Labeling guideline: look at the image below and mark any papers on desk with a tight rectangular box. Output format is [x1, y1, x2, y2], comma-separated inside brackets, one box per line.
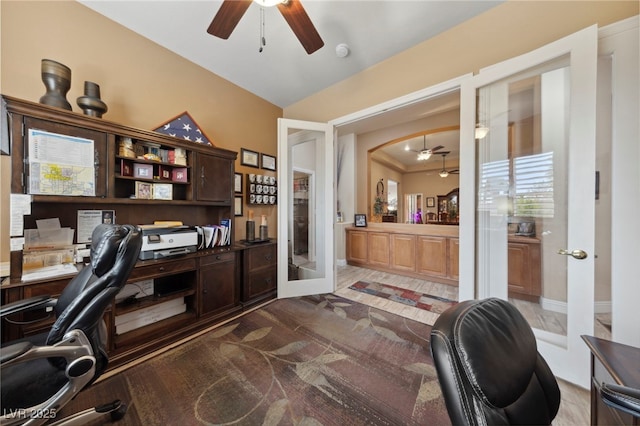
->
[21, 263, 78, 282]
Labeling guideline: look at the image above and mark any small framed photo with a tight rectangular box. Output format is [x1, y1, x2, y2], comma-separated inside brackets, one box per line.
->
[153, 183, 173, 200]
[234, 195, 243, 216]
[354, 214, 367, 227]
[234, 173, 243, 193]
[261, 153, 276, 171]
[427, 197, 435, 208]
[134, 181, 153, 199]
[241, 148, 259, 168]
[133, 163, 153, 179]
[172, 168, 188, 182]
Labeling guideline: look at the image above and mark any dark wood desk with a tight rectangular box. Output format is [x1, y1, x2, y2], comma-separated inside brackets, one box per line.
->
[582, 335, 640, 425]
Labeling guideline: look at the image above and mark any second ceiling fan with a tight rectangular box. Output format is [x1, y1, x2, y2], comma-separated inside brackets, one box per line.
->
[438, 153, 459, 178]
[207, 0, 324, 54]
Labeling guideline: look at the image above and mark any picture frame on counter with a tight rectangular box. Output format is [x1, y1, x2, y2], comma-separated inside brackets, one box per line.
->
[134, 181, 153, 200]
[152, 183, 173, 200]
[261, 153, 276, 171]
[234, 196, 243, 216]
[354, 214, 367, 227]
[234, 173, 243, 193]
[241, 148, 259, 168]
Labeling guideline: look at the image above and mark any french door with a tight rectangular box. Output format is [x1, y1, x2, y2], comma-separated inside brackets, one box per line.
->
[459, 26, 598, 387]
[277, 118, 335, 297]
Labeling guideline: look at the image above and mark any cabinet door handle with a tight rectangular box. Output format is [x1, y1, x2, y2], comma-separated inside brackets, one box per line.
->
[159, 266, 165, 272]
[216, 255, 221, 260]
[201, 166, 206, 187]
[265, 255, 272, 261]
[265, 278, 272, 284]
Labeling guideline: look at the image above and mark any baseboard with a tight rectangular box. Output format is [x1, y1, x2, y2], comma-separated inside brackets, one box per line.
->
[539, 297, 611, 314]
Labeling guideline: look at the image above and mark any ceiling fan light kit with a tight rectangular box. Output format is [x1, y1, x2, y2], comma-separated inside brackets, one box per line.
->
[475, 124, 489, 139]
[254, 0, 285, 7]
[417, 150, 432, 161]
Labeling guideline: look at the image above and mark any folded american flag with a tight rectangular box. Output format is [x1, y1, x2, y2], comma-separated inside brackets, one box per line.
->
[153, 112, 212, 145]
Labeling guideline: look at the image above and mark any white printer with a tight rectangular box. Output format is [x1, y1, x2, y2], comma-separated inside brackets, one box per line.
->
[139, 226, 198, 260]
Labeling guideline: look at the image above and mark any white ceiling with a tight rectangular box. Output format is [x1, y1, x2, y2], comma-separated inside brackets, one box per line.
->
[78, 0, 502, 108]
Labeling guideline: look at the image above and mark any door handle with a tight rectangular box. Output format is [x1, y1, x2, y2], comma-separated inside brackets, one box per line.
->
[557, 249, 588, 260]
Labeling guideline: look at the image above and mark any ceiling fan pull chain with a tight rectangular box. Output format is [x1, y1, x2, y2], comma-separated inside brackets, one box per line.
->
[258, 7, 267, 52]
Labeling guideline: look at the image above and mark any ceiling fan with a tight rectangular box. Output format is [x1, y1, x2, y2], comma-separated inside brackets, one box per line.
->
[207, 0, 324, 54]
[408, 135, 446, 161]
[438, 153, 459, 178]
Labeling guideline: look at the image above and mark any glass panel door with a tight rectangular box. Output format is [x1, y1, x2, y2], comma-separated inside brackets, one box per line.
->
[277, 119, 334, 298]
[459, 26, 598, 387]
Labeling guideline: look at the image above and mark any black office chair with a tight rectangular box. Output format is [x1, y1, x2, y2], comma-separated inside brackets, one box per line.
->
[430, 298, 561, 425]
[1, 224, 142, 426]
[430, 297, 640, 425]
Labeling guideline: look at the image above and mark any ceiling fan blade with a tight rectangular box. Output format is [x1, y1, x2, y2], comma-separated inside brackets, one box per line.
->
[207, 0, 252, 39]
[277, 0, 324, 54]
[431, 145, 445, 152]
[450, 170, 460, 174]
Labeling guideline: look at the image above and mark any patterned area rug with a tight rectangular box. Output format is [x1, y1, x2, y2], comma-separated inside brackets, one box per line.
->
[349, 281, 457, 314]
[59, 294, 450, 425]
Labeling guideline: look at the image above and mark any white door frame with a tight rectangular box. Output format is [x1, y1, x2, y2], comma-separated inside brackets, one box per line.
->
[598, 16, 639, 348]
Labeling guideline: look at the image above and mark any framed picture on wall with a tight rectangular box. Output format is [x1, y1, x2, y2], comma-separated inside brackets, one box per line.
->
[241, 148, 259, 168]
[354, 214, 367, 227]
[427, 197, 435, 208]
[234, 173, 243, 193]
[261, 153, 276, 171]
[234, 196, 243, 216]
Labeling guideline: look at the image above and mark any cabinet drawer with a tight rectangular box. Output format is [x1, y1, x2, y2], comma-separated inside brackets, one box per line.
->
[129, 258, 197, 281]
[200, 251, 235, 267]
[244, 265, 277, 301]
[23, 279, 71, 299]
[246, 244, 276, 271]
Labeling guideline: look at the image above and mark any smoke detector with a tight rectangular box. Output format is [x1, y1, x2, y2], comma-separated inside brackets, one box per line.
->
[335, 43, 350, 58]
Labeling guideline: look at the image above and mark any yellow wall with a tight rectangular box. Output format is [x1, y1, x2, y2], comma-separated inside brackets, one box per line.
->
[284, 1, 638, 122]
[0, 1, 282, 249]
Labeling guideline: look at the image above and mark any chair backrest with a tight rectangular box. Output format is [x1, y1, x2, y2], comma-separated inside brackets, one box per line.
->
[430, 298, 561, 426]
[46, 224, 142, 355]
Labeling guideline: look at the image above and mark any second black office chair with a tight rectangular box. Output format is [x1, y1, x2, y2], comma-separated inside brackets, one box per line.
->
[1, 223, 142, 426]
[430, 297, 561, 426]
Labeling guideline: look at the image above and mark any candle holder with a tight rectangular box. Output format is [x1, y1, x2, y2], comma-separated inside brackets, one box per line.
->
[259, 225, 268, 241]
[246, 220, 255, 242]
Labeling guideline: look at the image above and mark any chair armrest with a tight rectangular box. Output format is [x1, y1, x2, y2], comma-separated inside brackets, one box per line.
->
[0, 295, 56, 318]
[601, 383, 640, 418]
[0, 341, 33, 364]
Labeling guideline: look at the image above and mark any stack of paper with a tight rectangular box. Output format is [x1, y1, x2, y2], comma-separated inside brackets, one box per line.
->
[115, 297, 186, 335]
[196, 219, 232, 249]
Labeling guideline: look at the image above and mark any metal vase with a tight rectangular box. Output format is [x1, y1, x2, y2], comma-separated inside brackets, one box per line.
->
[39, 59, 72, 110]
[77, 81, 108, 118]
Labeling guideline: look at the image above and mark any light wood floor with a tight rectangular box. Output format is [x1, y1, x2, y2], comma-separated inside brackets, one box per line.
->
[335, 264, 592, 426]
